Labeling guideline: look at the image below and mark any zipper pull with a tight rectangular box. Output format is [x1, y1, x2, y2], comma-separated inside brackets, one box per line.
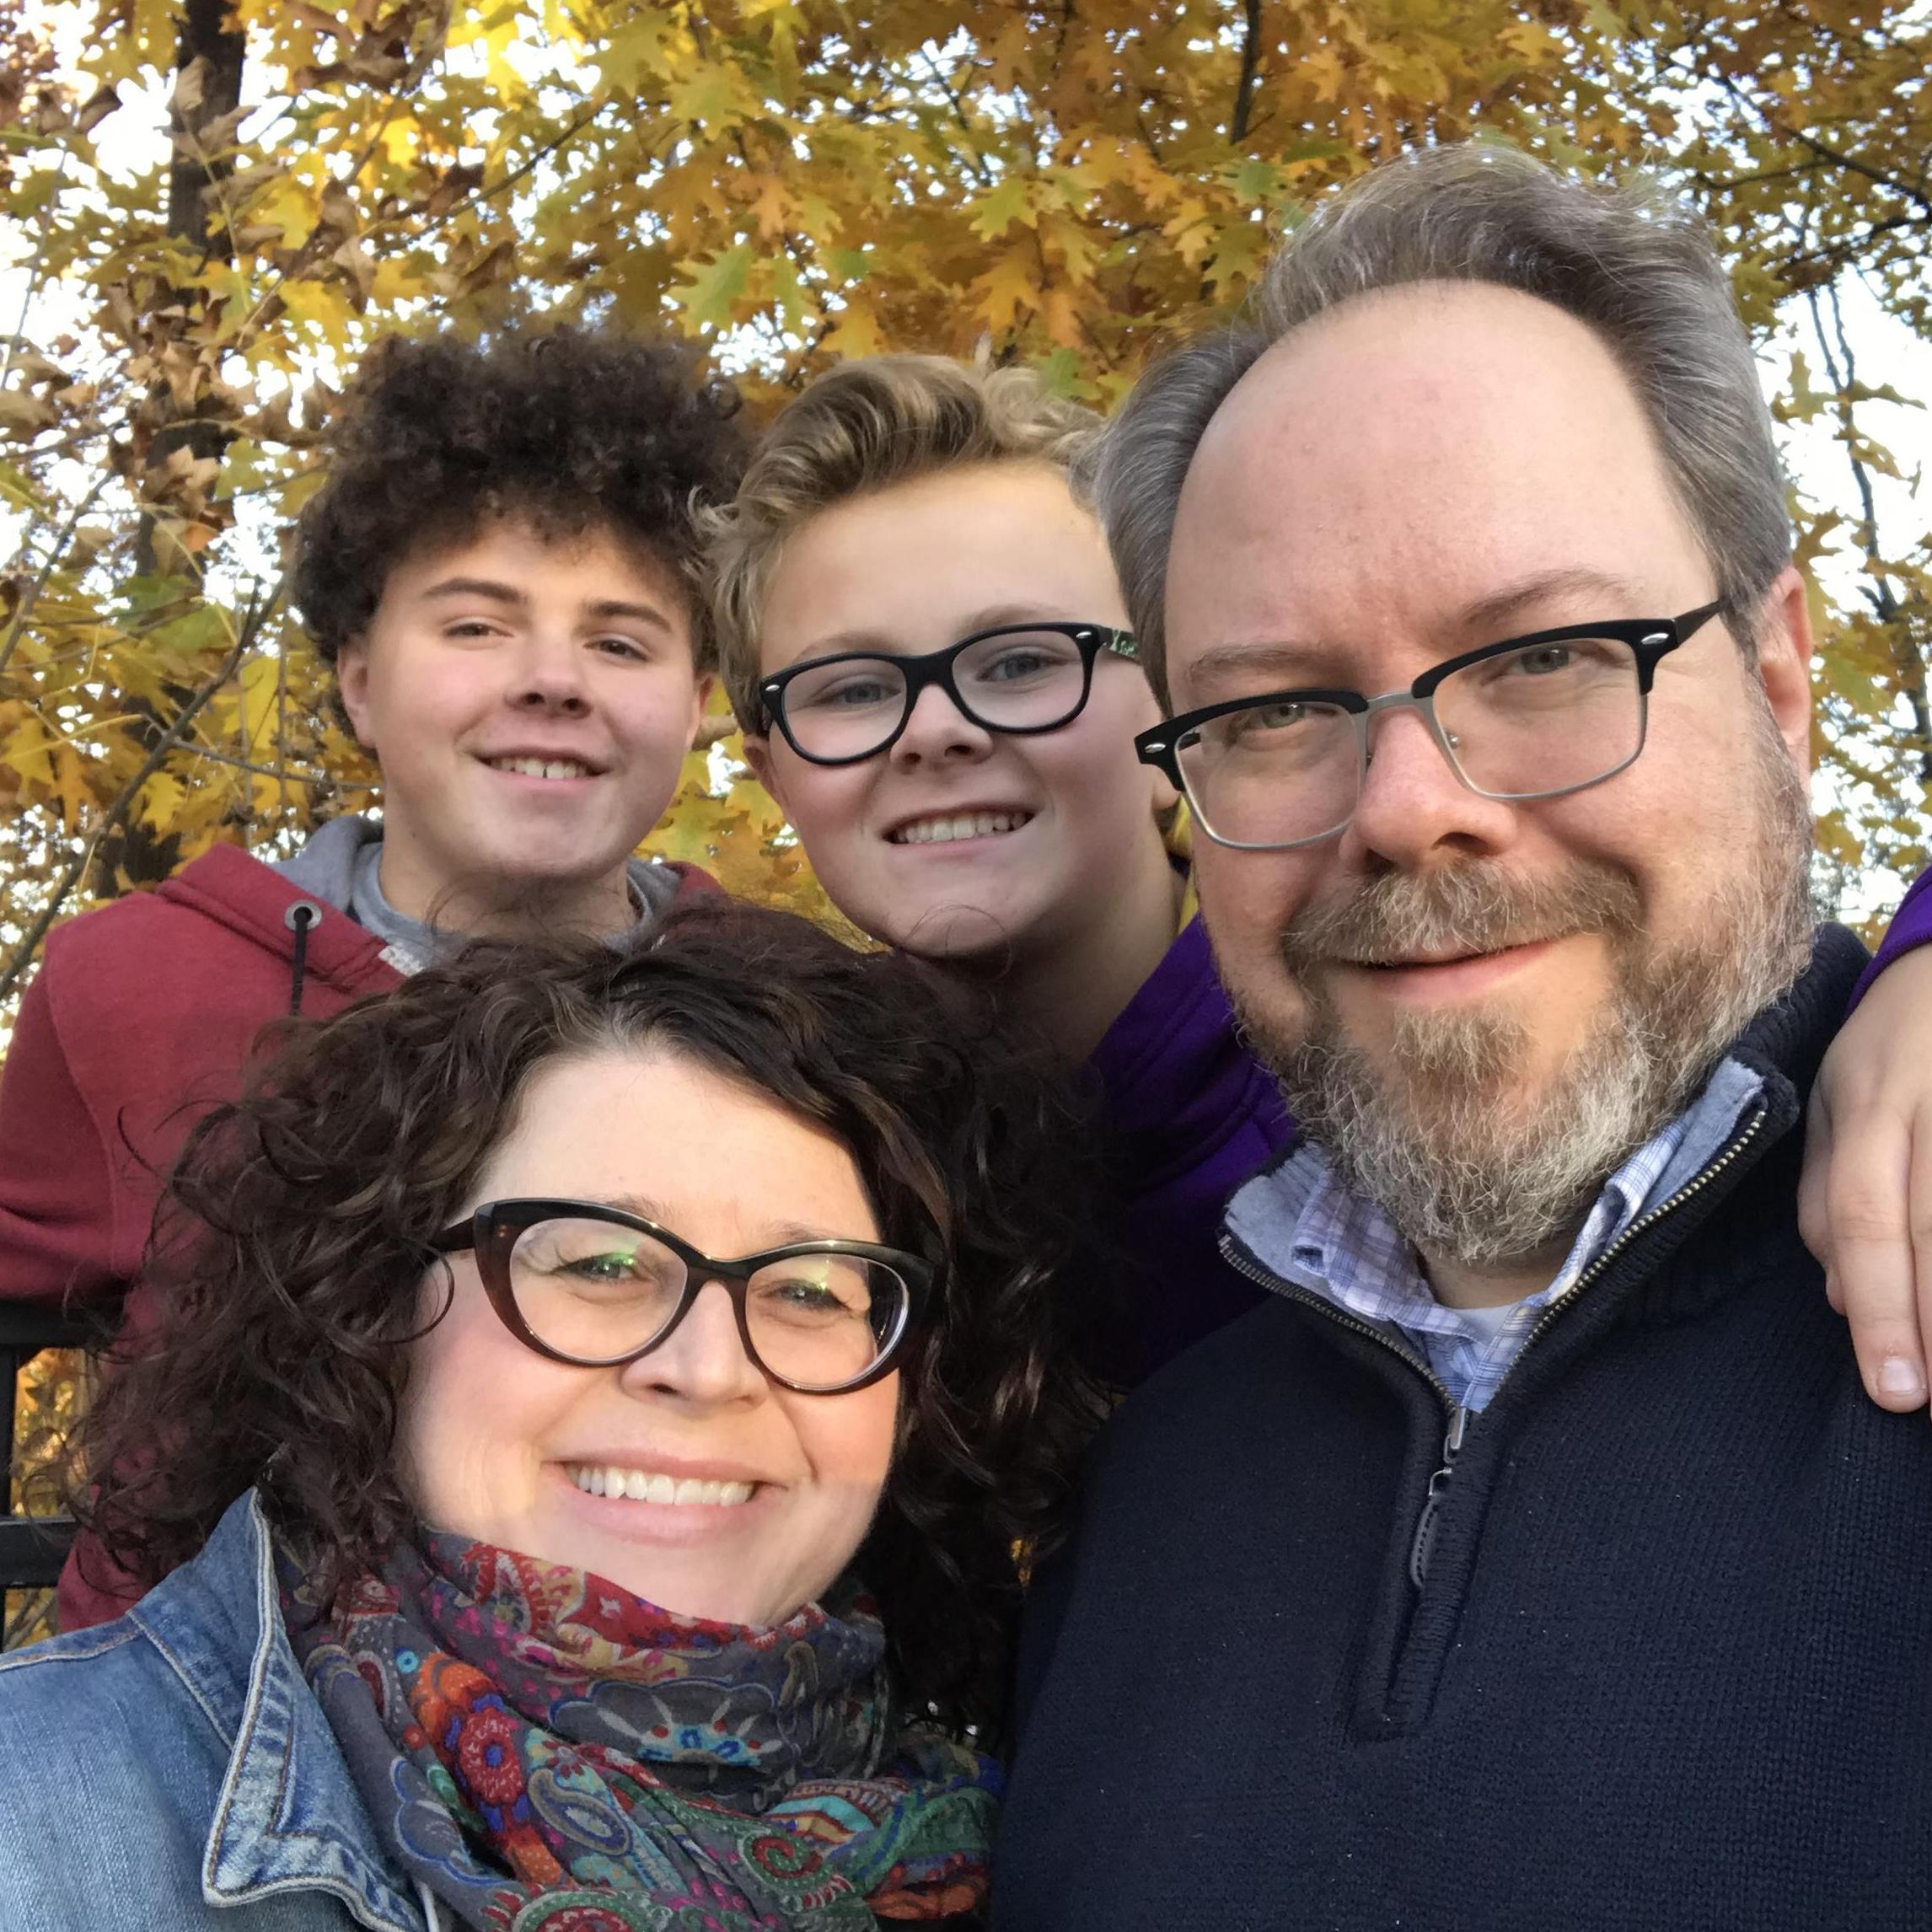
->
[1408, 1403, 1468, 1589]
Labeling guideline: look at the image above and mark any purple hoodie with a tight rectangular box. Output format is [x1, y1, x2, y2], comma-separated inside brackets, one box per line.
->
[1085, 877, 1932, 1383]
[1854, 867, 1932, 1006]
[1086, 915, 1291, 1380]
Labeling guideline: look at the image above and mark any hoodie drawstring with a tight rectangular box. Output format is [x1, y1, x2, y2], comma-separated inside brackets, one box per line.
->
[283, 900, 323, 1015]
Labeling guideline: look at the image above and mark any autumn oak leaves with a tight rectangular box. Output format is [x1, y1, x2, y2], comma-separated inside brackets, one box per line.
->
[0, 0, 1927, 1006]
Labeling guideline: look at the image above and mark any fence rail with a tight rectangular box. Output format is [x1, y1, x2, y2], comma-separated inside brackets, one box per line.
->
[2, 1302, 90, 1598]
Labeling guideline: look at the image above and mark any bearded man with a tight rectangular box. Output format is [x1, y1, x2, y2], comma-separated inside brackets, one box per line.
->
[992, 147, 1932, 1929]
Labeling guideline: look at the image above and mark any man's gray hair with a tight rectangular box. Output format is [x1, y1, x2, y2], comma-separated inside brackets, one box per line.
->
[1095, 143, 1792, 703]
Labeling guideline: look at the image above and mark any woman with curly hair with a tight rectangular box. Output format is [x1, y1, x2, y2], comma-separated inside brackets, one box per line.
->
[0, 904, 1103, 1930]
[0, 327, 747, 1629]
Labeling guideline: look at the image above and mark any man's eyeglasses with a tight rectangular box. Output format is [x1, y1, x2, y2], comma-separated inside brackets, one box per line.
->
[432, 1199, 931, 1394]
[1135, 603, 1725, 852]
[758, 622, 1139, 766]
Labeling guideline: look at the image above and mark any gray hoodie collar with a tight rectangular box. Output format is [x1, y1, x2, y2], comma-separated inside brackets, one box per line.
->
[273, 813, 681, 974]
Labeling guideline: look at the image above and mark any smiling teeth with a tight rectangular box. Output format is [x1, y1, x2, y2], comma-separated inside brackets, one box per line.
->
[568, 1465, 754, 1505]
[491, 757, 593, 780]
[891, 812, 1029, 845]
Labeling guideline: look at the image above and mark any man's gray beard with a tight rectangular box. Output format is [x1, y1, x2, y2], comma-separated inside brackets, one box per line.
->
[1239, 716, 1817, 1270]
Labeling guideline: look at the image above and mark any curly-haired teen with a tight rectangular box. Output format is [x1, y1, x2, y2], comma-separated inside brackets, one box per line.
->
[0, 904, 1105, 1931]
[706, 354, 1290, 1385]
[0, 327, 747, 1629]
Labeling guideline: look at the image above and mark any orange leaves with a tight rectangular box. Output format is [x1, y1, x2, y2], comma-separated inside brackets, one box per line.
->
[2, 0, 1928, 972]
[640, 733, 867, 943]
[973, 246, 1044, 335]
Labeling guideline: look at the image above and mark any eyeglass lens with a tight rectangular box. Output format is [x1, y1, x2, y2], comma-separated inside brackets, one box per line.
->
[505, 1216, 908, 1389]
[1178, 634, 1647, 848]
[778, 628, 1095, 761]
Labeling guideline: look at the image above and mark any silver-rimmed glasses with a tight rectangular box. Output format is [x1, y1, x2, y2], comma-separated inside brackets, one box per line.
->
[758, 622, 1139, 766]
[1135, 603, 1725, 851]
[431, 1199, 931, 1394]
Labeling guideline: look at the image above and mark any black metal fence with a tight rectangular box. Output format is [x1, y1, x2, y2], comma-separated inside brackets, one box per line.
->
[1, 1303, 86, 1612]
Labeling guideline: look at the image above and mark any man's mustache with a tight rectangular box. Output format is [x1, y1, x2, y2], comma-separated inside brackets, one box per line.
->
[1278, 862, 1644, 972]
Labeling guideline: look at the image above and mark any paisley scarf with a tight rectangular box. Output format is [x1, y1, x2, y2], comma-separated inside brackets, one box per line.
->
[282, 1532, 997, 1932]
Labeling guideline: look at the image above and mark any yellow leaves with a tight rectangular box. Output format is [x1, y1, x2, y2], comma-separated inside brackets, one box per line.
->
[1776, 349, 1830, 425]
[974, 245, 1043, 335]
[819, 298, 887, 360]
[0, 710, 57, 794]
[448, 3, 532, 102]
[970, 176, 1036, 240]
[641, 745, 864, 941]
[1815, 806, 1865, 869]
[0, 0, 1923, 957]
[277, 276, 357, 344]
[362, 255, 416, 307]
[1200, 212, 1273, 297]
[669, 243, 754, 332]
[749, 175, 792, 241]
[598, 6, 686, 92]
[669, 59, 760, 130]
[51, 747, 98, 835]
[137, 772, 186, 835]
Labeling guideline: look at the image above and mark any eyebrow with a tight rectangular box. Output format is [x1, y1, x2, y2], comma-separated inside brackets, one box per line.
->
[418, 577, 674, 633]
[788, 604, 1094, 661]
[599, 1194, 862, 1252]
[420, 576, 527, 605]
[1183, 566, 1656, 695]
[1452, 566, 1648, 639]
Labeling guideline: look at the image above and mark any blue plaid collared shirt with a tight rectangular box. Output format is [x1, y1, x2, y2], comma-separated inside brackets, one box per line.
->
[1221, 1057, 1767, 1413]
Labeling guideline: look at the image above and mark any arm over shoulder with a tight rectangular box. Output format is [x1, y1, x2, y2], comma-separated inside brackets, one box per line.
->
[1801, 870, 1932, 1414]
[1850, 865, 1932, 1010]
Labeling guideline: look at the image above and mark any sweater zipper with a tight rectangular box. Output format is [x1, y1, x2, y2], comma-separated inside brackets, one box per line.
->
[1219, 1231, 1467, 1581]
[1219, 1098, 1770, 1590]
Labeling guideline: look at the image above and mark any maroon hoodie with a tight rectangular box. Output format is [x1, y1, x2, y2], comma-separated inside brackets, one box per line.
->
[0, 840, 714, 1629]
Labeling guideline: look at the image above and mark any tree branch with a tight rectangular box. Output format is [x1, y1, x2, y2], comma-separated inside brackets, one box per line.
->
[0, 592, 271, 1007]
[0, 148, 72, 389]
[1807, 282, 1932, 788]
[1231, 0, 1264, 145]
[1782, 126, 1932, 219]
[0, 476, 112, 685]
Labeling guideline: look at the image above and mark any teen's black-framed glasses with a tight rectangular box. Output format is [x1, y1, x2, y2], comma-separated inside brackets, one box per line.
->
[1134, 602, 1725, 853]
[758, 621, 1139, 766]
[431, 1198, 932, 1394]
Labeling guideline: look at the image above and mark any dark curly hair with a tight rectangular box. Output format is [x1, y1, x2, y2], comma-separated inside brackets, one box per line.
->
[291, 329, 749, 669]
[71, 902, 1105, 1741]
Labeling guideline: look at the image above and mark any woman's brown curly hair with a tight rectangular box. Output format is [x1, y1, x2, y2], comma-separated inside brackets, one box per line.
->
[291, 328, 749, 668]
[70, 903, 1106, 1741]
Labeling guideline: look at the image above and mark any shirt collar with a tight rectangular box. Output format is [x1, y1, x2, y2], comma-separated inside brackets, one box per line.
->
[1224, 1056, 1768, 1339]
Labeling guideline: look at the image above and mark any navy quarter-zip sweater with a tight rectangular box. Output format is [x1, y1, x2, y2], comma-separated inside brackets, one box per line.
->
[993, 926, 1932, 1932]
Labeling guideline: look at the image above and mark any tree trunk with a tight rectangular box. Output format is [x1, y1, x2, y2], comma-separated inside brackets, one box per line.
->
[107, 0, 248, 893]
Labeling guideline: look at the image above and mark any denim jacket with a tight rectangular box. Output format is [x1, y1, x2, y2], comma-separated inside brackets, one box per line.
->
[0, 1490, 443, 1931]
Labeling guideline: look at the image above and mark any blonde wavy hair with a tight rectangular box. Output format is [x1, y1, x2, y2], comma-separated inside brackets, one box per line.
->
[703, 354, 1102, 727]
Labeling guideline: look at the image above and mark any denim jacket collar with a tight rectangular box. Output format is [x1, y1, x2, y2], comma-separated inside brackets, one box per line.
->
[131, 1489, 433, 1931]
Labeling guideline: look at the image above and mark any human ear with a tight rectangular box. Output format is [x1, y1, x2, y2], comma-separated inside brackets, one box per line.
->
[1122, 672, 1180, 816]
[741, 732, 788, 811]
[1748, 566, 1815, 777]
[335, 636, 377, 750]
[1146, 758, 1180, 818]
[685, 672, 716, 748]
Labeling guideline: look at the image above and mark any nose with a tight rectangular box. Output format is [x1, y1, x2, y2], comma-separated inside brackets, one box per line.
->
[888, 679, 993, 768]
[508, 631, 593, 718]
[1340, 702, 1519, 873]
[620, 1280, 765, 1406]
